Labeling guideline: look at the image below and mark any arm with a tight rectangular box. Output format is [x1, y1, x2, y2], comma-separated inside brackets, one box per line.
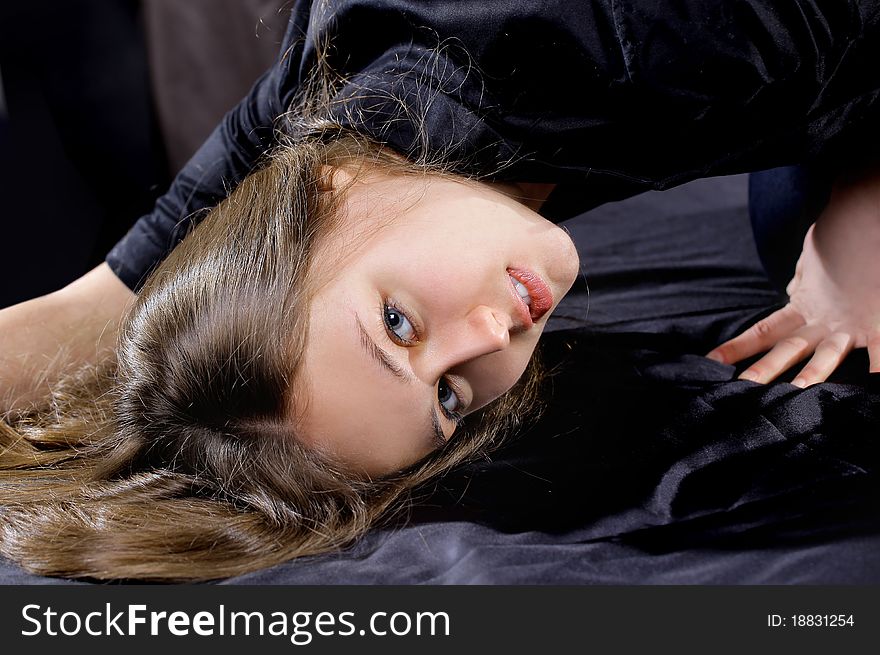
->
[0, 71, 284, 410]
[106, 1, 313, 290]
[0, 263, 135, 412]
[707, 165, 880, 384]
[106, 61, 288, 290]
[0, 5, 314, 409]
[1, 50, 291, 409]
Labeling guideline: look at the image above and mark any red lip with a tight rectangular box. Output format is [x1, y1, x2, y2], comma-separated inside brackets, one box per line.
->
[507, 267, 554, 325]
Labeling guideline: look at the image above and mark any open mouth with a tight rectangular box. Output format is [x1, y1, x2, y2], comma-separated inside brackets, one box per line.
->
[511, 275, 532, 307]
[507, 267, 553, 323]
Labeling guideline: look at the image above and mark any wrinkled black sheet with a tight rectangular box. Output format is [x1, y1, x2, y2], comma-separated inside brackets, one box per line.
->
[3, 175, 878, 584]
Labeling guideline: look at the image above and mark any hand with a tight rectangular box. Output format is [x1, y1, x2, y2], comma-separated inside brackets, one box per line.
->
[0, 263, 135, 412]
[706, 168, 880, 387]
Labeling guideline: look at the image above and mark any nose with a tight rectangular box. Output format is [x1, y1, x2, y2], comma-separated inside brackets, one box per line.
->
[446, 304, 511, 364]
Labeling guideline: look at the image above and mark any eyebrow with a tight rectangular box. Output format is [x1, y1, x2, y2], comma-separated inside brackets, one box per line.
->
[355, 315, 447, 448]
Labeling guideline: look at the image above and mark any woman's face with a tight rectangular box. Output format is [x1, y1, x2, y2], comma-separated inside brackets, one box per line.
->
[294, 169, 579, 476]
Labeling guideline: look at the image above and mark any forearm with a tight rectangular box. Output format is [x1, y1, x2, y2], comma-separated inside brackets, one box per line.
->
[807, 164, 880, 291]
[0, 263, 135, 412]
[105, 3, 305, 291]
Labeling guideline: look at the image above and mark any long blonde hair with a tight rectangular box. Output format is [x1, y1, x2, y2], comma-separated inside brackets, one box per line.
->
[0, 134, 545, 581]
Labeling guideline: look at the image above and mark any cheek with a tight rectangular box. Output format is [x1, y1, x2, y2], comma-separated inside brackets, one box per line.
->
[468, 340, 538, 411]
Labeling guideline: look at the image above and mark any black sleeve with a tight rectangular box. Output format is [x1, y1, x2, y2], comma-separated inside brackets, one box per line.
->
[309, 1, 880, 204]
[104, 4, 311, 291]
[604, 0, 880, 181]
[530, 0, 880, 214]
[105, 0, 880, 286]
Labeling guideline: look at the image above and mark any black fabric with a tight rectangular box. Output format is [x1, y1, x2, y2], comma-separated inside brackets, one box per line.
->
[6, 174, 876, 584]
[226, 175, 880, 585]
[106, 0, 880, 290]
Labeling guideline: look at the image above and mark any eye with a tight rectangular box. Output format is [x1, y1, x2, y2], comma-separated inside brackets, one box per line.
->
[438, 378, 459, 413]
[383, 302, 417, 344]
[438, 377, 462, 419]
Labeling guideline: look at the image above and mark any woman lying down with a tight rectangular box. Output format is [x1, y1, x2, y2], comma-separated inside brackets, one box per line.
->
[1, 0, 879, 580]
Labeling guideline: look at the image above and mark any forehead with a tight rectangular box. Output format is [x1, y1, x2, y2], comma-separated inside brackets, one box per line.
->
[309, 173, 489, 284]
[333, 170, 528, 232]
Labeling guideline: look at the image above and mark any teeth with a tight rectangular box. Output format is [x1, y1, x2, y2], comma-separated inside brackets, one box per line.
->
[510, 274, 532, 306]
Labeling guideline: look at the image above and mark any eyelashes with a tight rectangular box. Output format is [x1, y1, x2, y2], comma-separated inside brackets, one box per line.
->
[438, 378, 465, 426]
[382, 299, 419, 345]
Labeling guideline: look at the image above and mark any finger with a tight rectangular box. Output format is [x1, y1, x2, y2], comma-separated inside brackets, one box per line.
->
[791, 332, 855, 387]
[707, 305, 806, 365]
[738, 323, 827, 384]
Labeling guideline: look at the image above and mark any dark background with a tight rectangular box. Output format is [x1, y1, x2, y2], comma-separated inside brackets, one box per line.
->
[0, 0, 167, 307]
[0, 0, 286, 307]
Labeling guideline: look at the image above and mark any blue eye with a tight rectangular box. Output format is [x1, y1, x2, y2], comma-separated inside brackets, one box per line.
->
[383, 303, 417, 344]
[438, 377, 463, 421]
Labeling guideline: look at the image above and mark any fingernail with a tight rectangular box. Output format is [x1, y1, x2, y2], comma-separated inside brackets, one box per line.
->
[739, 371, 758, 382]
[791, 377, 806, 388]
[706, 352, 724, 363]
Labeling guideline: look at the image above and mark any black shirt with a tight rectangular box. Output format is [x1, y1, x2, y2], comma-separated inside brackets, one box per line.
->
[106, 0, 880, 290]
